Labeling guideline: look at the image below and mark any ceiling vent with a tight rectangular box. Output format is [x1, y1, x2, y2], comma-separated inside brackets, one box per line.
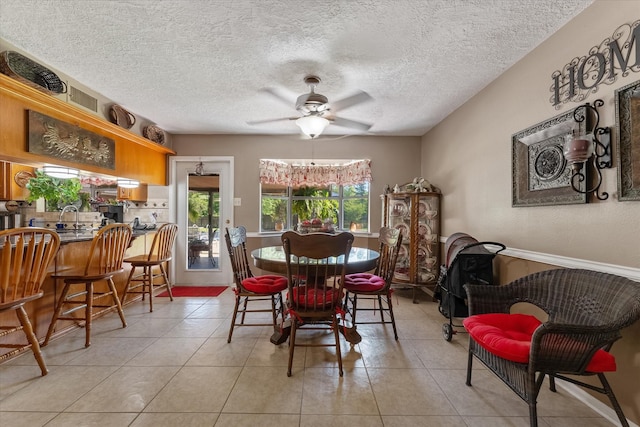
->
[69, 85, 98, 112]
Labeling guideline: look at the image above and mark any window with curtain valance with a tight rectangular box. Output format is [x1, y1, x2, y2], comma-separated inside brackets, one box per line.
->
[259, 159, 372, 187]
[259, 159, 372, 233]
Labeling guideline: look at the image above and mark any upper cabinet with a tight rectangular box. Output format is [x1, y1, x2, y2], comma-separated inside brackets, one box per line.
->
[117, 184, 148, 202]
[0, 161, 35, 201]
[0, 74, 175, 185]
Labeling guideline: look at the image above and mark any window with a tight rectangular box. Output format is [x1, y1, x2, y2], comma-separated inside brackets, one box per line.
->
[259, 159, 371, 233]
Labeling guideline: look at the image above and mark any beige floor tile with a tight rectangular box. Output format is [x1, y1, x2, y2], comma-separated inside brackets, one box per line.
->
[186, 336, 257, 366]
[0, 365, 118, 412]
[382, 415, 468, 427]
[358, 338, 424, 368]
[130, 412, 220, 426]
[62, 337, 154, 366]
[541, 417, 614, 427]
[185, 303, 232, 319]
[144, 366, 241, 413]
[301, 414, 384, 426]
[216, 412, 299, 426]
[45, 412, 138, 426]
[245, 337, 306, 367]
[125, 337, 206, 366]
[0, 411, 58, 427]
[409, 338, 469, 369]
[101, 317, 184, 338]
[222, 366, 303, 414]
[64, 366, 179, 412]
[128, 301, 205, 319]
[301, 367, 378, 415]
[162, 317, 226, 337]
[460, 416, 542, 427]
[367, 368, 457, 416]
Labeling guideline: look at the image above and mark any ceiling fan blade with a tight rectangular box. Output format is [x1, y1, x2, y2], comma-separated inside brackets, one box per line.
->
[330, 90, 373, 111]
[331, 116, 373, 131]
[246, 117, 298, 125]
[259, 87, 296, 107]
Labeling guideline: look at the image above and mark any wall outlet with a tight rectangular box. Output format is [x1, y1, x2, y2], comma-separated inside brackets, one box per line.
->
[233, 198, 241, 206]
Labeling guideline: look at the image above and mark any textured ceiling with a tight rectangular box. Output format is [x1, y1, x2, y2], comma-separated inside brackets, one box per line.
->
[0, 0, 594, 137]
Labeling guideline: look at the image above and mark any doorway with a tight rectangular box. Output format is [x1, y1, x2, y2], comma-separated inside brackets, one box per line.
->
[170, 156, 234, 285]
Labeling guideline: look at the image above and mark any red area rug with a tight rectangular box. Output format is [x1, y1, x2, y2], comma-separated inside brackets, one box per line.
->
[157, 286, 228, 297]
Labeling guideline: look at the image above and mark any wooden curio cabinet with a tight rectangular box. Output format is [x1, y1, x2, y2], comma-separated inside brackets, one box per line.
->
[382, 191, 441, 300]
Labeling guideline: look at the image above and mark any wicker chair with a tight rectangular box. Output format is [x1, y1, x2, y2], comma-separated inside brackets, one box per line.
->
[224, 226, 287, 343]
[281, 231, 354, 377]
[343, 227, 403, 340]
[122, 223, 178, 312]
[463, 268, 640, 427]
[0, 228, 60, 376]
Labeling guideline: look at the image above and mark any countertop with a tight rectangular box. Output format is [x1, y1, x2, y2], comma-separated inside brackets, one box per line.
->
[54, 228, 153, 244]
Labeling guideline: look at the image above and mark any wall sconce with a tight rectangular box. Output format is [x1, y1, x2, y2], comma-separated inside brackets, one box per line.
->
[117, 178, 139, 189]
[562, 99, 611, 200]
[42, 165, 80, 179]
[296, 115, 330, 139]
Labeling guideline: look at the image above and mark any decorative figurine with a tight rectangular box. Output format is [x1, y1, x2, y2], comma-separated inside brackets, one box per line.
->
[393, 184, 400, 193]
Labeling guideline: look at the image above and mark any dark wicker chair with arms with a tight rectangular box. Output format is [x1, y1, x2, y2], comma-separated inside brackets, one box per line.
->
[225, 226, 287, 343]
[343, 227, 403, 340]
[0, 228, 60, 376]
[44, 223, 132, 348]
[281, 231, 354, 377]
[463, 268, 640, 427]
[122, 223, 178, 312]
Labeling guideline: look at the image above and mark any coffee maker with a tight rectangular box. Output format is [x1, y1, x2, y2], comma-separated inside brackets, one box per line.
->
[98, 204, 124, 225]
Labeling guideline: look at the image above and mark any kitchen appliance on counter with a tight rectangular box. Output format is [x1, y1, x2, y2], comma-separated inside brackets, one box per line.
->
[98, 204, 124, 225]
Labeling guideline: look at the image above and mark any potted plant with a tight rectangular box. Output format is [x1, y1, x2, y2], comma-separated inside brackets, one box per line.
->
[26, 170, 82, 211]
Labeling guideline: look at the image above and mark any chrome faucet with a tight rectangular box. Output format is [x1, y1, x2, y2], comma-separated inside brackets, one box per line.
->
[59, 205, 79, 230]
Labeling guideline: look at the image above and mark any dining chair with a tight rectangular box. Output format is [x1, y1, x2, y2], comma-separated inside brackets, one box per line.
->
[281, 231, 354, 377]
[463, 268, 640, 427]
[224, 226, 287, 342]
[343, 226, 403, 340]
[122, 223, 178, 312]
[44, 223, 132, 348]
[0, 227, 60, 376]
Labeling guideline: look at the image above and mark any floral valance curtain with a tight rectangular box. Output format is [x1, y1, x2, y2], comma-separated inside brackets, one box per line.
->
[259, 159, 371, 187]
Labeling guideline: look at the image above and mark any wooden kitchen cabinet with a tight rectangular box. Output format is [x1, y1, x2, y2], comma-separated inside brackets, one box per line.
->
[117, 183, 148, 201]
[0, 161, 35, 201]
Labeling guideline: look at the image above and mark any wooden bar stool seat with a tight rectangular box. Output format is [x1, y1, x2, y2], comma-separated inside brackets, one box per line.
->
[122, 223, 178, 312]
[44, 223, 132, 348]
[0, 228, 60, 376]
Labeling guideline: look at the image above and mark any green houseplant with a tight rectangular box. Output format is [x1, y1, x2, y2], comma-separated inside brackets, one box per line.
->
[26, 170, 82, 211]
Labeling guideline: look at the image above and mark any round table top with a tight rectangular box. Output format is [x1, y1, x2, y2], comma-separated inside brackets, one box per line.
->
[251, 245, 379, 275]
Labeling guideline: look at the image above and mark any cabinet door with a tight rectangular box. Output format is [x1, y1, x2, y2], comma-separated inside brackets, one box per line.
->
[415, 194, 439, 283]
[0, 162, 35, 201]
[0, 162, 10, 200]
[385, 193, 412, 282]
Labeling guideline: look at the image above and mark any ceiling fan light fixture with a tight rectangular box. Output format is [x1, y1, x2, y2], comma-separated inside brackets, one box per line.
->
[296, 115, 330, 139]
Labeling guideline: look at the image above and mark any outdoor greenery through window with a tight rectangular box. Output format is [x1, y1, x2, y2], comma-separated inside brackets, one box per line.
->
[259, 159, 371, 232]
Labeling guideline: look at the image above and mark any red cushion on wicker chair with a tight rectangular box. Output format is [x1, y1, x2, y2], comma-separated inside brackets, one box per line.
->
[241, 275, 288, 294]
[289, 285, 343, 308]
[463, 313, 616, 372]
[344, 273, 386, 292]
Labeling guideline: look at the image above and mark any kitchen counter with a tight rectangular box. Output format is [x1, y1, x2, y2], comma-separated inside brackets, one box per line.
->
[53, 227, 154, 243]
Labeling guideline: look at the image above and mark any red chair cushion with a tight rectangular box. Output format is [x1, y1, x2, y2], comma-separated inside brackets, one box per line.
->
[463, 313, 616, 372]
[241, 275, 287, 294]
[344, 273, 386, 292]
[289, 285, 343, 308]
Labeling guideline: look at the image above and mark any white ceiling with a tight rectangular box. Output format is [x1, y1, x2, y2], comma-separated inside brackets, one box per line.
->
[0, 0, 593, 137]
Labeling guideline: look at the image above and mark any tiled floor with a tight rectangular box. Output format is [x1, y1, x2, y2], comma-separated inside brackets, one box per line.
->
[0, 287, 615, 427]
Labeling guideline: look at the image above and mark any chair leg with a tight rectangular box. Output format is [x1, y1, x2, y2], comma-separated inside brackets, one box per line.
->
[84, 281, 93, 347]
[465, 347, 474, 386]
[287, 319, 298, 377]
[227, 295, 241, 343]
[43, 281, 72, 346]
[386, 293, 398, 340]
[159, 263, 174, 301]
[598, 373, 630, 427]
[351, 294, 358, 325]
[16, 306, 48, 376]
[377, 295, 385, 322]
[107, 278, 127, 328]
[121, 266, 137, 306]
[333, 314, 343, 377]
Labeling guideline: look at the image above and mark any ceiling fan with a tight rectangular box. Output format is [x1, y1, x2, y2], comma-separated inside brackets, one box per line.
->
[247, 75, 374, 139]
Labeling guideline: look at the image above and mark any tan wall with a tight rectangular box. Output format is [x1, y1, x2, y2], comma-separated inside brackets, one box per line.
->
[421, 1, 640, 423]
[421, 1, 639, 269]
[171, 134, 423, 232]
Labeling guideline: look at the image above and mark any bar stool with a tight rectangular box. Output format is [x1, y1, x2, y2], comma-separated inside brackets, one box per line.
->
[122, 223, 178, 312]
[0, 228, 60, 376]
[44, 223, 132, 348]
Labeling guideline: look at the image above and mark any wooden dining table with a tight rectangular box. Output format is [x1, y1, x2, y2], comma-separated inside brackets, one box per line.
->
[251, 245, 380, 276]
